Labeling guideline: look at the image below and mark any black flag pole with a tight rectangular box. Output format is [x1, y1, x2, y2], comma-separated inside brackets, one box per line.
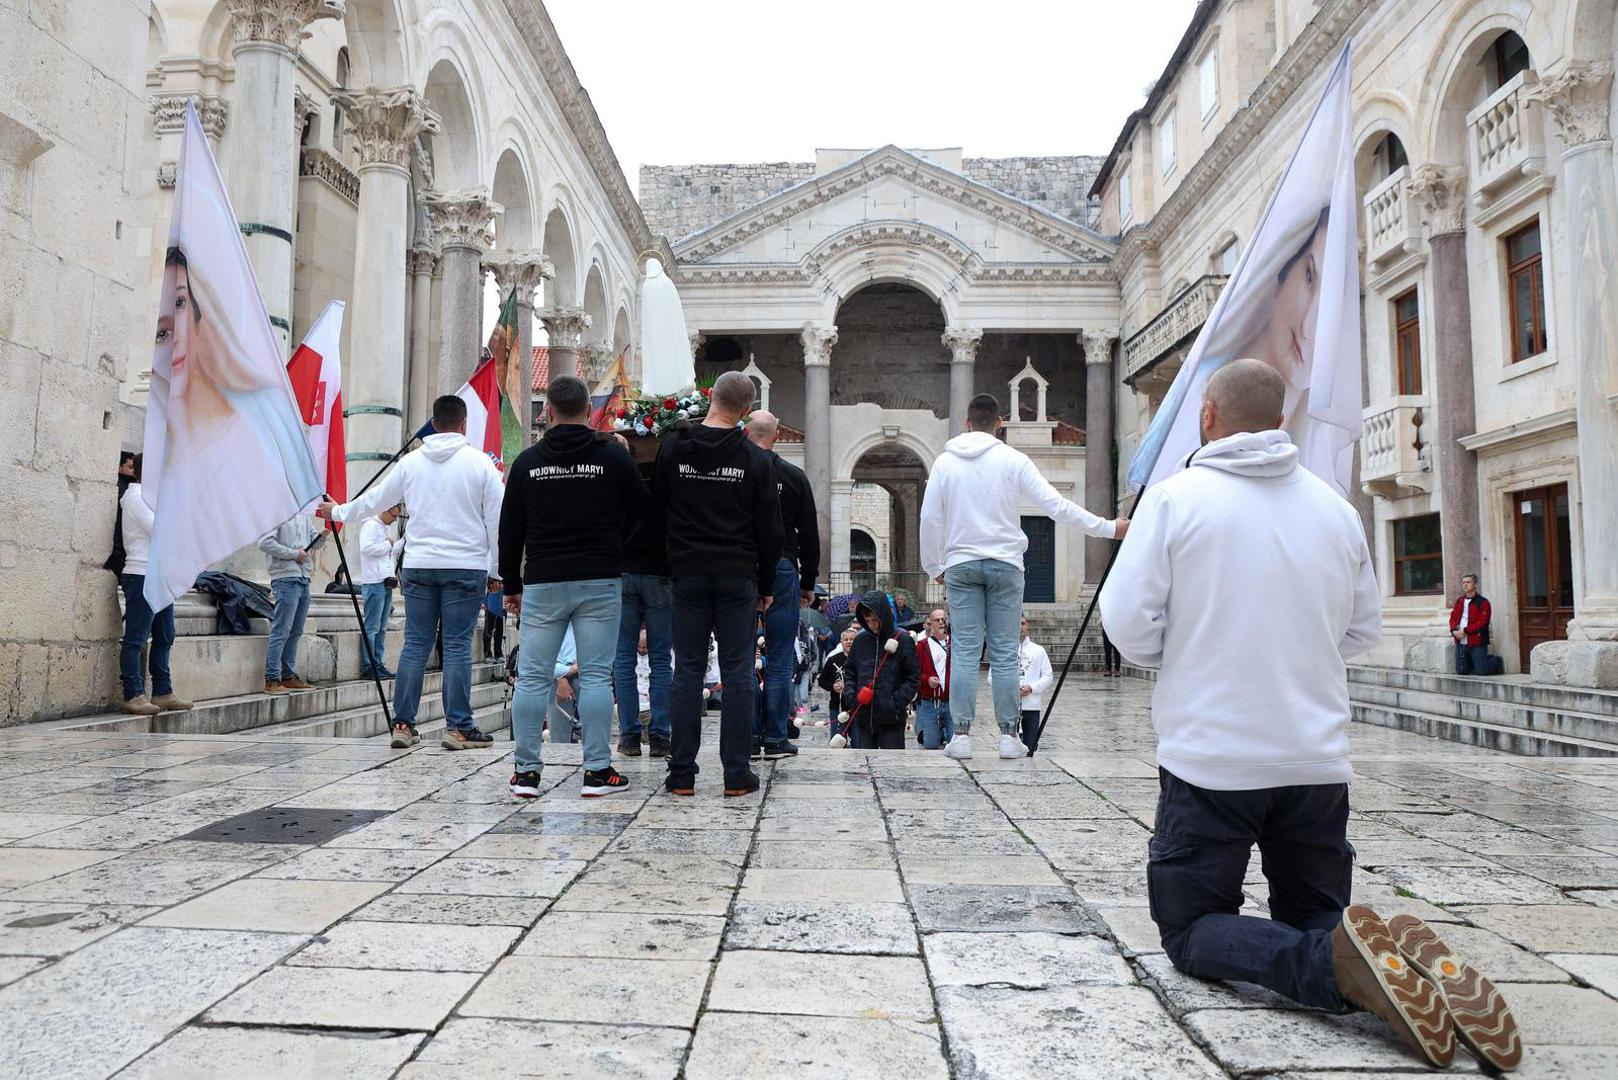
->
[325, 516, 393, 732]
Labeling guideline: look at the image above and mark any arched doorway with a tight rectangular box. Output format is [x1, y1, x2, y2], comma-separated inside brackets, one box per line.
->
[832, 284, 949, 414]
[845, 441, 930, 604]
[850, 529, 877, 593]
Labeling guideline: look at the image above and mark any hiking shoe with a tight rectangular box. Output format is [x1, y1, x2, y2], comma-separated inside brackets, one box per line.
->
[665, 772, 696, 796]
[1333, 906, 1455, 1068]
[648, 735, 671, 758]
[944, 734, 972, 760]
[442, 727, 495, 750]
[509, 770, 542, 799]
[582, 767, 631, 798]
[998, 734, 1029, 759]
[150, 693, 193, 711]
[618, 734, 643, 757]
[390, 724, 420, 749]
[120, 695, 162, 716]
[787, 721, 802, 740]
[280, 676, 316, 690]
[263, 681, 290, 696]
[1388, 914, 1522, 1071]
[762, 741, 798, 760]
[724, 770, 761, 797]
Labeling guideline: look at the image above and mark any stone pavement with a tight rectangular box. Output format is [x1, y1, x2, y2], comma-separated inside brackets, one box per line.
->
[2, 676, 1618, 1078]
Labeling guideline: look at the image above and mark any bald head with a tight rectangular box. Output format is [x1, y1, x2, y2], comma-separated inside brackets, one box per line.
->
[748, 410, 780, 449]
[1200, 358, 1286, 443]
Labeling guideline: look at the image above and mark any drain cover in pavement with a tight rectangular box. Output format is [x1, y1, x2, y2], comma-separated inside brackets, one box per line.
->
[181, 806, 391, 845]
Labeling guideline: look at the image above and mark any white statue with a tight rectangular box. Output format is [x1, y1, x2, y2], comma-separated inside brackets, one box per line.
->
[638, 257, 694, 395]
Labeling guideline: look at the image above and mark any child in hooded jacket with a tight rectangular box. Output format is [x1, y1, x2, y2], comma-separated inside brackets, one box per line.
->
[839, 590, 920, 750]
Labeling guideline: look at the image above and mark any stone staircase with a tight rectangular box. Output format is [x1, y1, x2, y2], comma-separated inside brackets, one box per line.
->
[1024, 591, 1109, 673]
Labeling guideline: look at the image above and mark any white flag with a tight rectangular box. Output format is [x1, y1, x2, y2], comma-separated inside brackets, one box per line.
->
[1128, 44, 1362, 498]
[140, 102, 322, 610]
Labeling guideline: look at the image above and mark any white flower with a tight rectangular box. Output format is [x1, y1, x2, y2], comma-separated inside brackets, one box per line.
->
[884, 638, 898, 654]
[676, 409, 689, 420]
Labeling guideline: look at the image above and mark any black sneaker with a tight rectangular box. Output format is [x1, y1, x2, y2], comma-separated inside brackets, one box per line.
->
[618, 734, 642, 757]
[648, 736, 671, 758]
[665, 771, 696, 796]
[724, 770, 761, 797]
[762, 741, 798, 760]
[582, 767, 630, 798]
[509, 770, 542, 799]
[749, 740, 765, 760]
[787, 721, 802, 740]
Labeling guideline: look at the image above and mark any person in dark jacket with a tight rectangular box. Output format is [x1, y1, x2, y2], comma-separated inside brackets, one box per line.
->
[1449, 574, 1494, 676]
[655, 371, 784, 796]
[840, 589, 921, 750]
[615, 482, 674, 759]
[104, 451, 136, 575]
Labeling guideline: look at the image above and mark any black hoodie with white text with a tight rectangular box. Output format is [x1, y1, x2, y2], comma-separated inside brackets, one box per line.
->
[653, 423, 783, 594]
[499, 424, 643, 590]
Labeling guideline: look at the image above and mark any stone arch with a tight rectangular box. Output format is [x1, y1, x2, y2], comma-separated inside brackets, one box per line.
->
[1561, 0, 1618, 62]
[491, 143, 536, 251]
[835, 429, 939, 484]
[420, 43, 484, 189]
[343, 0, 412, 86]
[148, 4, 168, 56]
[832, 283, 951, 417]
[198, 2, 234, 64]
[807, 222, 970, 325]
[582, 262, 610, 344]
[543, 200, 579, 306]
[612, 305, 632, 356]
[1353, 93, 1418, 185]
[1419, 1, 1554, 168]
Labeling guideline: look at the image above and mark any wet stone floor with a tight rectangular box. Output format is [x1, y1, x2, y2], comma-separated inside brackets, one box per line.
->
[2, 675, 1618, 1078]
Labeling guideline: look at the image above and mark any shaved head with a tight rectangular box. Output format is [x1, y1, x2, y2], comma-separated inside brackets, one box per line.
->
[748, 409, 780, 449]
[1201, 358, 1286, 443]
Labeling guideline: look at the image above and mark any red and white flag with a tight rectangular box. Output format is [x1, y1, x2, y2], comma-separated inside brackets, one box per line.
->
[286, 299, 347, 513]
[454, 355, 507, 469]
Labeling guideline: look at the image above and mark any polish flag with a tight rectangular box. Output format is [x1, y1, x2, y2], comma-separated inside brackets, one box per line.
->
[286, 299, 348, 511]
[454, 354, 506, 469]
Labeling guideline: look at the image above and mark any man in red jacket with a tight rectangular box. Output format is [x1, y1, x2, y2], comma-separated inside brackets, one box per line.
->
[1449, 574, 1492, 675]
[914, 608, 954, 749]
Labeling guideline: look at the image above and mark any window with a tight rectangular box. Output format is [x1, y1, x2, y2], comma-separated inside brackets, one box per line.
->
[333, 48, 351, 154]
[1504, 220, 1547, 362]
[1200, 50, 1219, 119]
[1393, 514, 1444, 595]
[1118, 164, 1132, 225]
[1159, 111, 1176, 177]
[1393, 288, 1422, 395]
[1491, 31, 1532, 90]
[1214, 238, 1241, 276]
[1374, 133, 1408, 181]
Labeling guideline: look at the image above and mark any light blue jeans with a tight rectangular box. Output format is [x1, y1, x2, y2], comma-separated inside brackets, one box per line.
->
[360, 582, 391, 675]
[513, 578, 621, 775]
[945, 558, 1024, 735]
[915, 698, 954, 749]
[265, 577, 310, 683]
[396, 568, 484, 731]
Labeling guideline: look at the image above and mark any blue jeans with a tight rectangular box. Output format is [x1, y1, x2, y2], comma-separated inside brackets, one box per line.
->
[118, 573, 174, 700]
[1454, 642, 1489, 675]
[1149, 768, 1353, 1011]
[614, 574, 673, 741]
[915, 698, 954, 749]
[360, 583, 391, 675]
[512, 578, 621, 775]
[760, 558, 800, 744]
[265, 577, 311, 683]
[397, 568, 484, 731]
[945, 558, 1024, 735]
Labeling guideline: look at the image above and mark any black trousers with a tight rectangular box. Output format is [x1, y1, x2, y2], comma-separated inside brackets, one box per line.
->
[670, 575, 756, 784]
[1148, 767, 1353, 1010]
[483, 612, 505, 658]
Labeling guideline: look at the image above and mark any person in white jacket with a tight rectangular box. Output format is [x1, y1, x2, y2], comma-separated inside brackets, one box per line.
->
[115, 455, 192, 716]
[356, 506, 402, 680]
[1095, 360, 1496, 1062]
[920, 393, 1128, 761]
[1013, 615, 1053, 753]
[319, 395, 505, 752]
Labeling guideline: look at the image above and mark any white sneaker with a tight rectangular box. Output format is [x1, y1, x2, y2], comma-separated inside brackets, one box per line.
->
[944, 734, 972, 760]
[998, 734, 1029, 759]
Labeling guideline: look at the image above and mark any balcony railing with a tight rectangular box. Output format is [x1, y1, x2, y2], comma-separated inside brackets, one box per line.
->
[1466, 71, 1545, 202]
[1363, 165, 1421, 266]
[299, 146, 360, 206]
[1122, 275, 1228, 386]
[1360, 398, 1432, 497]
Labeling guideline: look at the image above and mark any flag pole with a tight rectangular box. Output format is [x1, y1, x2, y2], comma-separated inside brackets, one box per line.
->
[326, 520, 394, 732]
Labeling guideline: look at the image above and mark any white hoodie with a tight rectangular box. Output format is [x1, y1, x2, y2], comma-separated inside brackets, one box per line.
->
[921, 431, 1115, 578]
[1098, 431, 1381, 791]
[333, 433, 504, 577]
[356, 517, 398, 585]
[990, 635, 1055, 712]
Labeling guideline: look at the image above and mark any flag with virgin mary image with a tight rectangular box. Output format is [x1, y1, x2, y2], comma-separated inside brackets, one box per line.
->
[1128, 44, 1362, 498]
[139, 101, 323, 611]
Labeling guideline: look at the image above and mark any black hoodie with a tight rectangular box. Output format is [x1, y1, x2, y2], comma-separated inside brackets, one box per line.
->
[499, 424, 643, 590]
[771, 452, 821, 592]
[840, 589, 920, 735]
[654, 423, 783, 594]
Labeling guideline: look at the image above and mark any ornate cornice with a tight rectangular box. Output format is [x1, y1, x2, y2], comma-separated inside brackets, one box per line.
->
[422, 190, 501, 254]
[971, 263, 1113, 284]
[333, 86, 441, 170]
[293, 86, 319, 124]
[1081, 329, 1118, 365]
[803, 220, 978, 277]
[485, 250, 555, 305]
[941, 327, 983, 364]
[799, 325, 839, 366]
[580, 344, 616, 382]
[151, 93, 229, 140]
[678, 265, 813, 286]
[540, 307, 592, 348]
[1529, 62, 1615, 149]
[224, 0, 343, 51]
[1406, 164, 1467, 236]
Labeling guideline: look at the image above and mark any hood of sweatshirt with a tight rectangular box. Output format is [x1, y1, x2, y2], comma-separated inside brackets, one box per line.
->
[538, 423, 599, 463]
[421, 432, 470, 462]
[854, 589, 896, 639]
[942, 430, 1001, 460]
[1191, 430, 1298, 479]
[681, 422, 748, 466]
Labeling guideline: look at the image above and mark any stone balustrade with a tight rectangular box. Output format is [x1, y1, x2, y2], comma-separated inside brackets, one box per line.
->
[1364, 165, 1421, 266]
[1466, 70, 1546, 202]
[299, 146, 360, 205]
[1360, 398, 1432, 498]
[1122, 275, 1227, 385]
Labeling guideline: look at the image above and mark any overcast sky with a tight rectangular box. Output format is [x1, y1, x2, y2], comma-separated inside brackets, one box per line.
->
[545, 0, 1203, 193]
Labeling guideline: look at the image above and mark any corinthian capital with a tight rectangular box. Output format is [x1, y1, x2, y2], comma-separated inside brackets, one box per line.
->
[1080, 328, 1118, 365]
[422, 190, 501, 254]
[333, 86, 441, 170]
[540, 307, 592, 349]
[1405, 164, 1467, 236]
[484, 251, 554, 305]
[941, 326, 982, 364]
[580, 344, 616, 383]
[151, 93, 229, 140]
[800, 324, 839, 366]
[1529, 62, 1615, 149]
[225, 0, 343, 50]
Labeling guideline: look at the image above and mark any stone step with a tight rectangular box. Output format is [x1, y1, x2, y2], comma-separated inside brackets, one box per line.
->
[258, 681, 512, 740]
[1349, 681, 1618, 747]
[1351, 701, 1618, 758]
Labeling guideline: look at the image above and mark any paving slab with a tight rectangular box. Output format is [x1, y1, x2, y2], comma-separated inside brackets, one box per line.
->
[0, 956, 48, 986]
[0, 847, 121, 888]
[460, 955, 711, 1028]
[116, 1027, 423, 1080]
[924, 931, 1133, 987]
[725, 900, 918, 955]
[740, 866, 904, 902]
[142, 878, 389, 933]
[1182, 1006, 1445, 1072]
[206, 964, 481, 1031]
[517, 910, 725, 961]
[289, 919, 522, 971]
[1498, 981, 1618, 1044]
[1454, 904, 1618, 954]
[401, 1016, 688, 1080]
[397, 857, 584, 897]
[897, 855, 1062, 886]
[253, 845, 447, 881]
[907, 883, 1102, 934]
[577, 853, 744, 887]
[550, 882, 734, 917]
[3, 855, 260, 906]
[707, 950, 933, 1020]
[353, 892, 551, 927]
[684, 1012, 948, 1079]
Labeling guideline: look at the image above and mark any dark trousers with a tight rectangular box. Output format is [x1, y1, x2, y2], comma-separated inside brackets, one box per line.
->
[484, 611, 505, 659]
[866, 724, 905, 750]
[1454, 642, 1489, 675]
[1103, 633, 1122, 674]
[1020, 709, 1041, 754]
[671, 575, 756, 784]
[118, 573, 174, 700]
[1147, 768, 1353, 1011]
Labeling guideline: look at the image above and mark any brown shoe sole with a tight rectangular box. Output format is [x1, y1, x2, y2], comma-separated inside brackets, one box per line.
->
[1388, 914, 1523, 1071]
[1338, 906, 1456, 1068]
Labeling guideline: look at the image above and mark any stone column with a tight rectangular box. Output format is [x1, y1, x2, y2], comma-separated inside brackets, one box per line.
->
[406, 246, 437, 431]
[333, 87, 439, 497]
[689, 330, 707, 362]
[943, 327, 983, 437]
[424, 190, 500, 392]
[540, 308, 591, 382]
[801, 324, 839, 562]
[486, 252, 553, 432]
[1528, 64, 1618, 686]
[830, 479, 855, 581]
[1407, 165, 1482, 618]
[220, 1, 340, 354]
[1081, 328, 1118, 581]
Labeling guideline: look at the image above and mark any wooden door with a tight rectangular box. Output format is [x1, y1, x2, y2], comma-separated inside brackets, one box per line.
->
[1514, 483, 1574, 668]
[1021, 517, 1056, 604]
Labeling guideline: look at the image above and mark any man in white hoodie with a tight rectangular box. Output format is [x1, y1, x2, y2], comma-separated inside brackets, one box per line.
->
[320, 395, 505, 752]
[356, 505, 401, 680]
[921, 393, 1127, 761]
[1097, 361, 1517, 1069]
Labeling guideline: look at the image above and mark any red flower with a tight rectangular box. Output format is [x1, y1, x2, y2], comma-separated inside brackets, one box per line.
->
[663, 397, 678, 410]
[616, 408, 629, 419]
[701, 387, 712, 397]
